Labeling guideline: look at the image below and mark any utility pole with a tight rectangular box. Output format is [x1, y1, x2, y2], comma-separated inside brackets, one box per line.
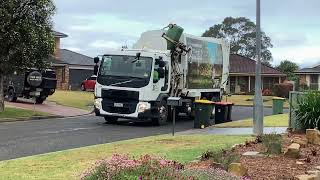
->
[253, 0, 264, 135]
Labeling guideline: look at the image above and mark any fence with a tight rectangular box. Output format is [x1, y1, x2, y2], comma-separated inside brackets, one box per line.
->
[288, 91, 306, 130]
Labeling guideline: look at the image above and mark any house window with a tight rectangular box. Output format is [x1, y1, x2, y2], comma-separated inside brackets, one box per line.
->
[310, 75, 318, 90]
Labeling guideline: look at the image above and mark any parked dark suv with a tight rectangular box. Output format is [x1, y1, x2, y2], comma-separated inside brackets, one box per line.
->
[4, 69, 57, 104]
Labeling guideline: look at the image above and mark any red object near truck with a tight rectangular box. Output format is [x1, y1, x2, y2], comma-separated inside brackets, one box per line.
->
[81, 75, 96, 91]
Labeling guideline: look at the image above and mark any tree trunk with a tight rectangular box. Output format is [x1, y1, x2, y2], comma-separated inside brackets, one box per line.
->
[0, 74, 4, 112]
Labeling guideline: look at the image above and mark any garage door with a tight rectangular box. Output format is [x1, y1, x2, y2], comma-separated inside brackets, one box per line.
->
[69, 69, 94, 90]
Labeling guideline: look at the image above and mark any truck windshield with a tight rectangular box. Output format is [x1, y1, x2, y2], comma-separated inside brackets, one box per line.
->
[97, 55, 153, 88]
[99, 55, 152, 78]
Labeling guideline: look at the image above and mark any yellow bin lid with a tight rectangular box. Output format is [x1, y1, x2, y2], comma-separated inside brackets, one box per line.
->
[195, 100, 215, 104]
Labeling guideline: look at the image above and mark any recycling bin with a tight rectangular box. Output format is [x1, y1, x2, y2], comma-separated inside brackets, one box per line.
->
[272, 97, 286, 115]
[194, 100, 215, 129]
[226, 102, 234, 122]
[215, 102, 228, 124]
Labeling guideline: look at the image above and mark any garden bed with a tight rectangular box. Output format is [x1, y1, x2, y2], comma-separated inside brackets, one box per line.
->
[187, 132, 320, 180]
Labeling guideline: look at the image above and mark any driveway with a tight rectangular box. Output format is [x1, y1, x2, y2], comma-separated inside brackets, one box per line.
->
[0, 106, 286, 161]
[5, 99, 90, 117]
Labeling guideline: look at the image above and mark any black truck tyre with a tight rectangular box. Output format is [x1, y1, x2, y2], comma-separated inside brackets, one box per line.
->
[104, 116, 118, 124]
[152, 100, 168, 126]
[7, 89, 17, 102]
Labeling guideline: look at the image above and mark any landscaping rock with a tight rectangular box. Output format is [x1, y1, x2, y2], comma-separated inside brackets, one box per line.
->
[295, 174, 317, 180]
[284, 143, 300, 158]
[211, 162, 223, 169]
[242, 151, 263, 157]
[306, 129, 320, 145]
[292, 137, 308, 147]
[296, 161, 305, 165]
[228, 163, 247, 177]
[306, 170, 320, 176]
[316, 166, 320, 170]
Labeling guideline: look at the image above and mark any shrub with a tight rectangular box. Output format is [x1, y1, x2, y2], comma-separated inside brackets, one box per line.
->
[273, 83, 293, 98]
[294, 91, 320, 130]
[201, 150, 240, 170]
[261, 133, 282, 155]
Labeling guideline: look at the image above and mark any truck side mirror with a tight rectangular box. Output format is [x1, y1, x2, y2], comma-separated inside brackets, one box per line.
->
[158, 61, 166, 68]
[158, 68, 165, 78]
[94, 57, 100, 64]
[155, 57, 166, 68]
[94, 65, 99, 75]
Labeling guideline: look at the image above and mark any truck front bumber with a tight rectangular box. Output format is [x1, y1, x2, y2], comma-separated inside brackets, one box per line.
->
[94, 98, 159, 120]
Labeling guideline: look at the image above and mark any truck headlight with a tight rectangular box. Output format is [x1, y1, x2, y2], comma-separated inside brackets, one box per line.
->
[94, 99, 102, 109]
[138, 102, 151, 113]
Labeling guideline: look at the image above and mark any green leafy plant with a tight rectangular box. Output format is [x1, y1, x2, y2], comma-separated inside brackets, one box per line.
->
[202, 150, 240, 170]
[262, 133, 282, 155]
[294, 91, 320, 130]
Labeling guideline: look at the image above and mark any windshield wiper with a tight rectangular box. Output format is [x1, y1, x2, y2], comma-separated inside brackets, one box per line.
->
[109, 79, 134, 86]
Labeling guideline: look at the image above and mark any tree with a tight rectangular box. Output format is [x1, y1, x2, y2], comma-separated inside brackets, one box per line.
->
[276, 60, 299, 81]
[0, 0, 56, 112]
[202, 17, 273, 64]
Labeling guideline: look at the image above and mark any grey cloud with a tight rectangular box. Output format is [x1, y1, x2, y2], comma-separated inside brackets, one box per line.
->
[53, 0, 320, 61]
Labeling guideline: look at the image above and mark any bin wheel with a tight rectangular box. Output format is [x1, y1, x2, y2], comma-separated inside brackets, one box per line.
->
[152, 100, 168, 126]
[104, 117, 118, 124]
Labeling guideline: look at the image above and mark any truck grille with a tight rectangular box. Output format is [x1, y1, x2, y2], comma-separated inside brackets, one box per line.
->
[102, 89, 139, 101]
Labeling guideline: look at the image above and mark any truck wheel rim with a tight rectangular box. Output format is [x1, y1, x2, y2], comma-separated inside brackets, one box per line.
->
[159, 106, 167, 122]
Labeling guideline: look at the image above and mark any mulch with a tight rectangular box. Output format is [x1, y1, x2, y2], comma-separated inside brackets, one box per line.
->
[187, 132, 320, 180]
[235, 133, 320, 180]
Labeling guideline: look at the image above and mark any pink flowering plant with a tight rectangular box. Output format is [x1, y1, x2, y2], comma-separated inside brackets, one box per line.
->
[81, 154, 245, 180]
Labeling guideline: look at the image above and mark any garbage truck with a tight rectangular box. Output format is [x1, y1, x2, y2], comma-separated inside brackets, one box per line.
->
[93, 24, 230, 125]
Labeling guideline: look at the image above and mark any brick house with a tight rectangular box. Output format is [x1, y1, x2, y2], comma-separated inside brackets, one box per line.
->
[52, 31, 94, 90]
[227, 54, 286, 94]
[295, 65, 320, 90]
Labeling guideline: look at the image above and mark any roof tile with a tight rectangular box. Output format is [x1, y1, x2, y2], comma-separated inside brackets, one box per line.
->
[230, 54, 284, 75]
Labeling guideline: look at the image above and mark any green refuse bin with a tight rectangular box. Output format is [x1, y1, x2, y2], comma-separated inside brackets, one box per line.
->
[194, 100, 215, 129]
[272, 97, 286, 115]
[165, 24, 184, 51]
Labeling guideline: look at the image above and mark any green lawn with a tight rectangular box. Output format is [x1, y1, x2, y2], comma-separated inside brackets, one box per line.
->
[222, 95, 289, 108]
[0, 134, 251, 180]
[0, 107, 49, 121]
[47, 90, 94, 111]
[214, 114, 289, 128]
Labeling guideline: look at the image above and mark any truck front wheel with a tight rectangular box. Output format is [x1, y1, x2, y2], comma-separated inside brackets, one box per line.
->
[152, 100, 168, 126]
[104, 116, 118, 124]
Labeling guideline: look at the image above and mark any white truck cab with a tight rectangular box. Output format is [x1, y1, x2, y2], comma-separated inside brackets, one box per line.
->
[94, 49, 173, 125]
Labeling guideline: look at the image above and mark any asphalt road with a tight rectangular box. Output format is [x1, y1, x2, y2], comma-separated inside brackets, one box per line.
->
[0, 106, 288, 161]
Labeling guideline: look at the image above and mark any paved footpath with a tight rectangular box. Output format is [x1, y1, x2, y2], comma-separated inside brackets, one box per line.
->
[5, 99, 90, 117]
[179, 127, 288, 135]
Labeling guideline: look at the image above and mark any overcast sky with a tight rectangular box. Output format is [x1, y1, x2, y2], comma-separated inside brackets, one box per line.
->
[53, 0, 320, 67]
